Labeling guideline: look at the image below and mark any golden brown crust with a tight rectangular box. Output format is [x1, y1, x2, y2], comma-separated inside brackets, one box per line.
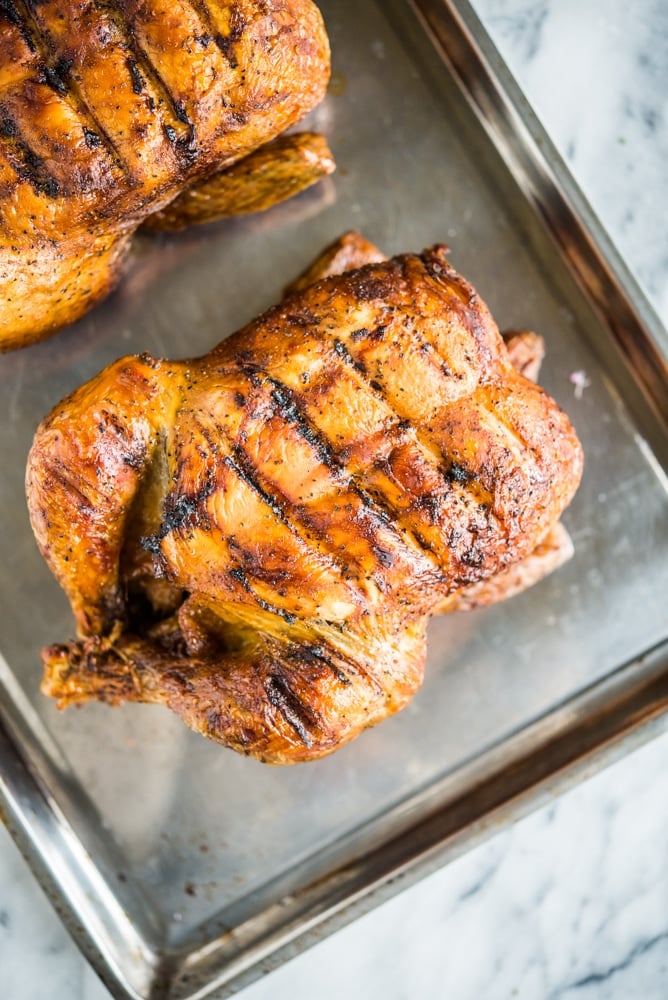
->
[437, 522, 574, 613]
[501, 330, 546, 383]
[28, 245, 584, 763]
[143, 132, 336, 232]
[283, 230, 387, 296]
[0, 0, 331, 349]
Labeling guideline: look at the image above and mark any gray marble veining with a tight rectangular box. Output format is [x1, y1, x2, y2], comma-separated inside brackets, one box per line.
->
[479, 0, 668, 323]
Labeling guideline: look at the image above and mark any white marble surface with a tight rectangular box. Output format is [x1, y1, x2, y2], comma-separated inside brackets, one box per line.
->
[2, 2, 667, 998]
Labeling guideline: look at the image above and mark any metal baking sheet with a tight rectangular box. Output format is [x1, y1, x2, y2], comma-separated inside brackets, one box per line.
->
[1, 1, 667, 998]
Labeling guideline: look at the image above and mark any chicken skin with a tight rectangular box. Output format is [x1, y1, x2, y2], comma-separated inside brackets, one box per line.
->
[0, 0, 332, 350]
[27, 236, 583, 763]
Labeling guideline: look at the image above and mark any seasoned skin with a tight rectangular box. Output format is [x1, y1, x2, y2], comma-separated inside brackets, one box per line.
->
[0, 0, 331, 350]
[284, 230, 388, 297]
[501, 330, 546, 383]
[27, 244, 583, 763]
[285, 232, 570, 609]
[143, 132, 335, 232]
[436, 522, 574, 613]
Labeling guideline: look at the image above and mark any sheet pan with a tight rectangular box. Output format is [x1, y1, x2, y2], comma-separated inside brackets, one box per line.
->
[1, 1, 667, 997]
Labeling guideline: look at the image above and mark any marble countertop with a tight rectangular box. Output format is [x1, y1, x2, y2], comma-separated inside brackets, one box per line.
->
[2, 1, 667, 998]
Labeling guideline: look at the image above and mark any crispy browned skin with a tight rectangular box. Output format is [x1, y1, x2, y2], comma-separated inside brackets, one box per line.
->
[284, 230, 388, 296]
[437, 522, 573, 613]
[501, 329, 546, 383]
[288, 233, 571, 609]
[27, 243, 583, 763]
[143, 132, 335, 232]
[0, 0, 331, 350]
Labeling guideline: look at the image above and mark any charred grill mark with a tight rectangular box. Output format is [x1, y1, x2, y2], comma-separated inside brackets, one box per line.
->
[126, 55, 145, 95]
[265, 376, 338, 470]
[6, 1, 128, 173]
[222, 442, 364, 594]
[264, 673, 315, 746]
[181, 0, 246, 69]
[161, 476, 215, 534]
[289, 643, 353, 687]
[214, 4, 247, 70]
[0, 2, 64, 196]
[140, 468, 215, 549]
[228, 539, 290, 589]
[314, 335, 509, 570]
[223, 448, 290, 526]
[332, 338, 366, 375]
[331, 330, 497, 528]
[0, 0, 35, 50]
[265, 374, 437, 551]
[247, 367, 444, 576]
[211, 378, 433, 595]
[43, 461, 96, 518]
[94, 0, 198, 163]
[0, 112, 59, 196]
[354, 481, 445, 565]
[229, 568, 297, 624]
[39, 58, 73, 97]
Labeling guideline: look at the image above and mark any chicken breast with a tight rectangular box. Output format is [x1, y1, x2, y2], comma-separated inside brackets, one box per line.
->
[27, 239, 583, 763]
[0, 0, 331, 350]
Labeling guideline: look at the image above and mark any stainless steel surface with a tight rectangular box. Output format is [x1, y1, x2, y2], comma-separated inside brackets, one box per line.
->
[1, 1, 667, 998]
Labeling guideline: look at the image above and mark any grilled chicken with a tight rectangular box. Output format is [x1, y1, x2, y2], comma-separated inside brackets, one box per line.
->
[27, 235, 583, 763]
[0, 0, 332, 351]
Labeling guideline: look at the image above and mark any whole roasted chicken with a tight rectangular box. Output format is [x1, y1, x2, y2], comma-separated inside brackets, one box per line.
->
[0, 0, 332, 350]
[27, 234, 583, 764]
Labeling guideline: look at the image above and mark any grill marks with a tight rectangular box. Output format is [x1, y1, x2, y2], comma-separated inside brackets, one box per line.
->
[264, 373, 340, 472]
[155, 397, 360, 626]
[0, 111, 59, 196]
[94, 0, 197, 160]
[0, 0, 33, 51]
[228, 566, 297, 625]
[0, 0, 210, 200]
[0, 2, 121, 190]
[17, 3, 119, 143]
[237, 367, 442, 582]
[0, 2, 63, 195]
[224, 446, 290, 527]
[229, 354, 473, 589]
[153, 275, 550, 621]
[184, 0, 247, 69]
[264, 639, 374, 746]
[319, 305, 543, 541]
[265, 322, 509, 575]
[264, 672, 316, 745]
[155, 370, 440, 624]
